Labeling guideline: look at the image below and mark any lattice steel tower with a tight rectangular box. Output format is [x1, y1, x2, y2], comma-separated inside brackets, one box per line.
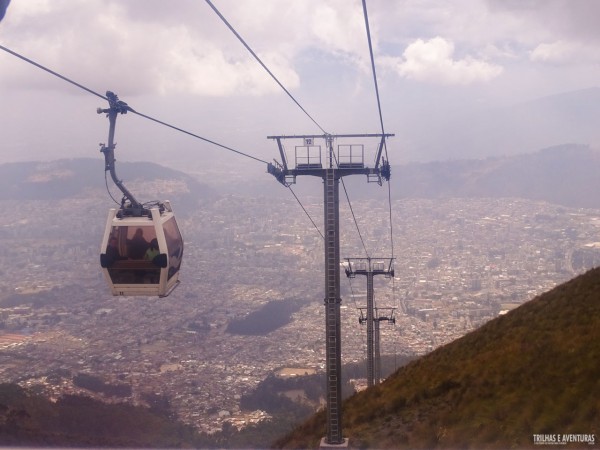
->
[345, 258, 395, 387]
[268, 133, 392, 446]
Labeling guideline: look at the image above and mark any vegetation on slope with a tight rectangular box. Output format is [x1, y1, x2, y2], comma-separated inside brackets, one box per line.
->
[0, 384, 203, 447]
[275, 267, 600, 449]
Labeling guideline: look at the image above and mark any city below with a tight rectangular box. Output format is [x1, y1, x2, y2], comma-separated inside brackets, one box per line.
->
[1, 183, 599, 433]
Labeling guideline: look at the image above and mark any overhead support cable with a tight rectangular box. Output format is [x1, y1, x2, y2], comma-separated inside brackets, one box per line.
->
[361, 0, 395, 263]
[204, 0, 328, 135]
[340, 177, 370, 258]
[361, 0, 389, 166]
[329, 142, 370, 257]
[345, 275, 368, 351]
[330, 148, 371, 258]
[129, 109, 269, 164]
[0, 44, 269, 165]
[0, 44, 107, 100]
[287, 186, 324, 239]
[387, 178, 395, 260]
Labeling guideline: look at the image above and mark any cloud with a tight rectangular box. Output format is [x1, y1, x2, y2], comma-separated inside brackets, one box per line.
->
[157, 40, 299, 96]
[3, 0, 600, 167]
[311, 1, 366, 57]
[530, 40, 600, 65]
[0, 0, 387, 98]
[382, 37, 503, 85]
[530, 41, 573, 64]
[0, 0, 301, 97]
[485, 0, 600, 43]
[484, 0, 600, 66]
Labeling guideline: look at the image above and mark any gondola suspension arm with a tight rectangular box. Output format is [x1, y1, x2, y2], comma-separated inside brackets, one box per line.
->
[97, 91, 143, 215]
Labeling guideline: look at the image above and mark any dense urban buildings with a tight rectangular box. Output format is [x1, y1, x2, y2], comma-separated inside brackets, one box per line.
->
[1, 186, 599, 432]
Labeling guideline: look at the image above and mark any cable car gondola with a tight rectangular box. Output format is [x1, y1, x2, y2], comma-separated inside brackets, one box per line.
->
[100, 201, 183, 297]
[97, 92, 184, 297]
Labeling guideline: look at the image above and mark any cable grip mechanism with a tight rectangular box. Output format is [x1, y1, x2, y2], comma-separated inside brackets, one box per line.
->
[97, 91, 143, 214]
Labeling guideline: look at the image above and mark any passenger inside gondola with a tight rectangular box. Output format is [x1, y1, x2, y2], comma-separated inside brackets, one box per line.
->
[105, 225, 160, 284]
[105, 236, 125, 266]
[144, 239, 160, 262]
[128, 228, 148, 259]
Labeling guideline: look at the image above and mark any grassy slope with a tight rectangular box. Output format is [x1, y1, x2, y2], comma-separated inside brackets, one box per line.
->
[276, 267, 600, 449]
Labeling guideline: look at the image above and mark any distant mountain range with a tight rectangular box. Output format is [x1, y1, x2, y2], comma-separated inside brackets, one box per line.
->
[275, 266, 600, 449]
[337, 143, 600, 209]
[2, 143, 600, 210]
[409, 86, 600, 161]
[389, 143, 600, 208]
[0, 158, 213, 217]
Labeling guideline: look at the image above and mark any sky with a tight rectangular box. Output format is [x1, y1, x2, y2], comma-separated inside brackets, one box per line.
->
[1, 0, 600, 177]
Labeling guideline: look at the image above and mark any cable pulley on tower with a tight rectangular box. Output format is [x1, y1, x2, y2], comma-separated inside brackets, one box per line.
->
[97, 92, 184, 298]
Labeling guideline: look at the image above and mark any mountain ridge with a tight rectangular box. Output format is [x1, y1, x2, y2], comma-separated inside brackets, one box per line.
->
[232, 143, 600, 209]
[2, 144, 600, 209]
[0, 157, 213, 200]
[388, 143, 600, 209]
[0, 158, 216, 219]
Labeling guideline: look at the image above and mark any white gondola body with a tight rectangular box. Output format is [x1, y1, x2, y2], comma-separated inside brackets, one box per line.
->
[99, 202, 183, 297]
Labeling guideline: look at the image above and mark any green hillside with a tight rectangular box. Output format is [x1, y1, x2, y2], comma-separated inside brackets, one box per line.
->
[275, 267, 600, 449]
